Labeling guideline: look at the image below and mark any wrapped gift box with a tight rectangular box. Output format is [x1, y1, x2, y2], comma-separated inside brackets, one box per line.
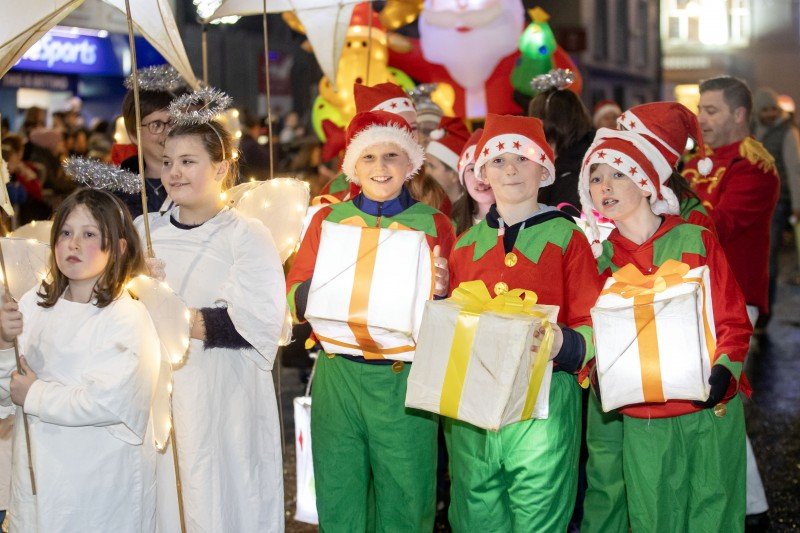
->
[305, 220, 433, 361]
[406, 281, 559, 431]
[591, 260, 716, 412]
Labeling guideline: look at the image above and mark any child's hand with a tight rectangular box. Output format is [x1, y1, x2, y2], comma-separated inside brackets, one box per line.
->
[0, 300, 23, 347]
[531, 323, 564, 361]
[433, 245, 449, 297]
[11, 356, 37, 407]
[145, 257, 167, 282]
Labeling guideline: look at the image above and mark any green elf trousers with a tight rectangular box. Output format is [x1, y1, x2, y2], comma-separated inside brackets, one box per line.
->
[310, 355, 438, 533]
[445, 371, 581, 533]
[581, 392, 628, 533]
[623, 394, 746, 533]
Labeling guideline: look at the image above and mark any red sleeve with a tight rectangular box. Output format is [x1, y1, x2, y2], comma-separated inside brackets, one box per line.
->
[707, 160, 779, 246]
[285, 206, 332, 322]
[429, 213, 456, 260]
[699, 230, 753, 389]
[562, 230, 603, 330]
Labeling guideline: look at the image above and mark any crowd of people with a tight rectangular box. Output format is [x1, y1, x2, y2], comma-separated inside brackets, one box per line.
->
[0, 68, 794, 533]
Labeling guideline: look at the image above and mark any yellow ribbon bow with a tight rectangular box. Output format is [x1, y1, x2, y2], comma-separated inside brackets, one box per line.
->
[441, 281, 553, 424]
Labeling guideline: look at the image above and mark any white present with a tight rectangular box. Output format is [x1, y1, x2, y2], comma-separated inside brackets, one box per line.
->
[293, 396, 318, 525]
[406, 281, 559, 431]
[591, 259, 716, 412]
[305, 220, 433, 362]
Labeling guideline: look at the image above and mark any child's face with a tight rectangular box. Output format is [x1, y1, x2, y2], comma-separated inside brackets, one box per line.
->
[589, 163, 651, 221]
[162, 135, 226, 211]
[425, 155, 458, 190]
[463, 163, 495, 206]
[481, 153, 542, 207]
[55, 204, 110, 289]
[355, 142, 413, 202]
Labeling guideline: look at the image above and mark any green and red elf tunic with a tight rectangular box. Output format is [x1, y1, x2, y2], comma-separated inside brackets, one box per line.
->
[683, 138, 779, 313]
[594, 215, 752, 417]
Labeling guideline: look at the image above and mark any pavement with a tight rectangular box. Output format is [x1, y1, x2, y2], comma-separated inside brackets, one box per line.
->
[278, 246, 800, 532]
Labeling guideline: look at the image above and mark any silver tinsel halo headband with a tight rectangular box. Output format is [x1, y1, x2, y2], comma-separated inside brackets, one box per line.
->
[124, 64, 188, 93]
[531, 68, 576, 93]
[63, 157, 141, 195]
[168, 87, 233, 127]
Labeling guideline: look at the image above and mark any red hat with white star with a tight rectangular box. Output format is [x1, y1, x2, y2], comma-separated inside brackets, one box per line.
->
[617, 101, 713, 176]
[578, 128, 679, 256]
[457, 128, 483, 185]
[342, 110, 424, 184]
[473, 114, 556, 186]
[354, 82, 415, 115]
[426, 117, 471, 173]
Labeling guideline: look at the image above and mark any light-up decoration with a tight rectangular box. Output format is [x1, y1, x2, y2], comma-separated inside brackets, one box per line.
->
[195, 0, 240, 24]
[698, 0, 729, 45]
[10, 220, 53, 244]
[125, 274, 192, 450]
[216, 107, 243, 148]
[226, 178, 311, 263]
[0, 237, 50, 298]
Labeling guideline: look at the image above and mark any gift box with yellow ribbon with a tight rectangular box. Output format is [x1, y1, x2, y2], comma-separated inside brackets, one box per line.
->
[305, 220, 434, 362]
[405, 281, 559, 431]
[591, 259, 717, 412]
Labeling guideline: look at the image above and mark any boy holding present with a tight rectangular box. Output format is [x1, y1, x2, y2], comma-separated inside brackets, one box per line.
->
[445, 114, 600, 532]
[578, 120, 752, 531]
[286, 110, 455, 531]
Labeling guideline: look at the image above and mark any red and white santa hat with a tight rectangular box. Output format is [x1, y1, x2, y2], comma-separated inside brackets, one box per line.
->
[578, 128, 679, 256]
[354, 82, 415, 115]
[592, 99, 622, 128]
[426, 116, 471, 173]
[457, 128, 484, 184]
[473, 114, 556, 186]
[342, 110, 424, 184]
[616, 101, 713, 176]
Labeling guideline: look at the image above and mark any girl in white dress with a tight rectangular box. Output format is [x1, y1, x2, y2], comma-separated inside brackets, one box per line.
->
[0, 188, 160, 533]
[140, 90, 286, 532]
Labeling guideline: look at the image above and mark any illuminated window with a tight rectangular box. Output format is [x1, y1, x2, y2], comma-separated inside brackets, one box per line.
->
[663, 0, 750, 46]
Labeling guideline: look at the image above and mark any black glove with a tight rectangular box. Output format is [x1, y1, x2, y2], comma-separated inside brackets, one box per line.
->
[692, 366, 732, 409]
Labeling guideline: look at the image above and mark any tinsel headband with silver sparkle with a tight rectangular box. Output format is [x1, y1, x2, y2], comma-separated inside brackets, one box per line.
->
[63, 157, 141, 195]
[531, 68, 576, 93]
[124, 64, 189, 94]
[168, 87, 233, 160]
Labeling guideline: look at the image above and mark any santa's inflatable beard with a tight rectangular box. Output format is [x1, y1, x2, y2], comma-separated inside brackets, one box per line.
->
[419, 0, 524, 88]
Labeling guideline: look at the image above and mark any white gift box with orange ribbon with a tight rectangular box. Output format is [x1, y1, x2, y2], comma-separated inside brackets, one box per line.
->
[305, 220, 433, 361]
[405, 281, 558, 431]
[591, 259, 716, 412]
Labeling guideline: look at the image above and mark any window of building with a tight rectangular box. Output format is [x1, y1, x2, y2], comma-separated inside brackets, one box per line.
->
[663, 0, 750, 46]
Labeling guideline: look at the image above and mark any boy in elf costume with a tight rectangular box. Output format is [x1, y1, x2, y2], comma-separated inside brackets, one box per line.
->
[287, 110, 455, 531]
[578, 120, 752, 532]
[581, 102, 717, 533]
[445, 114, 600, 532]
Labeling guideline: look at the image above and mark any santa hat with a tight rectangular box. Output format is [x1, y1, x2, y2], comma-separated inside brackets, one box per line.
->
[457, 128, 483, 184]
[592, 100, 622, 128]
[426, 117, 470, 173]
[617, 102, 713, 176]
[354, 82, 415, 115]
[578, 128, 679, 257]
[342, 110, 424, 184]
[348, 3, 386, 43]
[473, 114, 555, 186]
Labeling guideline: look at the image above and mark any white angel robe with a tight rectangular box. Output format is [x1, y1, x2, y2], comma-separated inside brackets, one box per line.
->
[0, 290, 161, 533]
[139, 206, 286, 533]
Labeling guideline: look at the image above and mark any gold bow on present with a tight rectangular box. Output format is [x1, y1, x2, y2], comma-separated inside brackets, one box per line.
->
[440, 281, 553, 424]
[599, 259, 715, 403]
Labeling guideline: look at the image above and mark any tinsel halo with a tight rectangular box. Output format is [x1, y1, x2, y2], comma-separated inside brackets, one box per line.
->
[531, 68, 576, 93]
[168, 87, 233, 126]
[124, 64, 188, 93]
[63, 157, 141, 194]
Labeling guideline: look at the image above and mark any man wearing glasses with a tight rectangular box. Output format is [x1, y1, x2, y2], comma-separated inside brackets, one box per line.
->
[118, 85, 188, 218]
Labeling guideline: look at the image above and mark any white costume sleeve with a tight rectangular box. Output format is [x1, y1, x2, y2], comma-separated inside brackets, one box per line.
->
[22, 299, 159, 445]
[0, 348, 14, 416]
[215, 217, 286, 369]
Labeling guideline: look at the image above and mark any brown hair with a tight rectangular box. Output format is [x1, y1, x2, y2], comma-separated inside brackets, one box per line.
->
[450, 186, 476, 236]
[406, 170, 448, 212]
[699, 76, 752, 119]
[167, 121, 239, 190]
[528, 89, 593, 156]
[122, 87, 189, 140]
[38, 188, 145, 308]
[1, 133, 24, 161]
